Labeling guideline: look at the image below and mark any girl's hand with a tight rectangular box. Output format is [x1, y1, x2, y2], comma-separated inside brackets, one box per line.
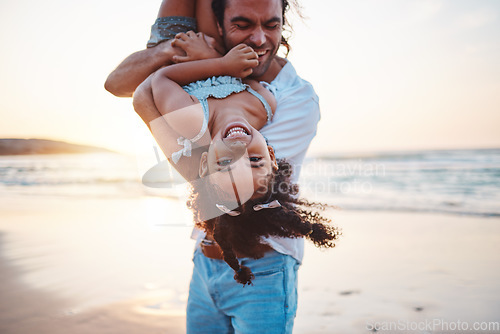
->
[172, 31, 223, 62]
[222, 44, 259, 78]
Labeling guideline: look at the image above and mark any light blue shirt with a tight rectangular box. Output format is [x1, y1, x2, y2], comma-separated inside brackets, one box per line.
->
[260, 60, 321, 263]
[260, 60, 320, 182]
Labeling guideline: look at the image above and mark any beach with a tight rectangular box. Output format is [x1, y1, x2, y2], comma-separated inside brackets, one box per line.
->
[2, 0, 500, 331]
[1, 194, 499, 333]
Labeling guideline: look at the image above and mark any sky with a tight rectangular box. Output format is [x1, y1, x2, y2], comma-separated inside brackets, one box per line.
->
[0, 0, 499, 156]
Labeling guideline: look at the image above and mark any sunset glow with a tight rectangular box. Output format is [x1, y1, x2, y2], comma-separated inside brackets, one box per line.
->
[0, 0, 498, 155]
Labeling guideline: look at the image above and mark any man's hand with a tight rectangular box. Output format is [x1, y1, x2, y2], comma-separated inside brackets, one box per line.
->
[222, 44, 259, 78]
[171, 31, 224, 62]
[105, 40, 185, 97]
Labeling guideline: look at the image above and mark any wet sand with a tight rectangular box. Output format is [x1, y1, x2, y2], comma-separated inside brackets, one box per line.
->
[295, 211, 500, 333]
[1, 195, 499, 333]
[0, 249, 185, 333]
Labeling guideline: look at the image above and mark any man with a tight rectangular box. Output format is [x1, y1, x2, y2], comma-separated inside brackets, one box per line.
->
[105, 0, 320, 332]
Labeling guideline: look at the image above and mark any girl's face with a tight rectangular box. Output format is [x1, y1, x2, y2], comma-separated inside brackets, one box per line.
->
[199, 119, 277, 205]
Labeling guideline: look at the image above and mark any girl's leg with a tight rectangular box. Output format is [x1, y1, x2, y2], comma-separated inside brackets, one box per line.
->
[147, 0, 197, 48]
[157, 0, 195, 18]
[196, 0, 223, 47]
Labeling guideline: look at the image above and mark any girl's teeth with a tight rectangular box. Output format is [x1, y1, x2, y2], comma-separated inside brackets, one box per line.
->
[226, 127, 248, 138]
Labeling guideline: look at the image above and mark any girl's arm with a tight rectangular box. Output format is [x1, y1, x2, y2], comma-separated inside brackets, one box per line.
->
[151, 44, 258, 115]
[159, 44, 258, 86]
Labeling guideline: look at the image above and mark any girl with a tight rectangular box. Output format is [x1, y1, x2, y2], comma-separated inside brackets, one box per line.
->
[144, 38, 340, 285]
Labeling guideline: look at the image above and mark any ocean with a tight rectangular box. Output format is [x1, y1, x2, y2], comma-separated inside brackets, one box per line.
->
[1, 148, 499, 217]
[299, 148, 500, 217]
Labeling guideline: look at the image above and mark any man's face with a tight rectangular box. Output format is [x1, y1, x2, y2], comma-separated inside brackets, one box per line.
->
[219, 0, 283, 79]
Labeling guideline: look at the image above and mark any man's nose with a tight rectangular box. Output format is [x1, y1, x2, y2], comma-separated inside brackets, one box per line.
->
[249, 27, 266, 47]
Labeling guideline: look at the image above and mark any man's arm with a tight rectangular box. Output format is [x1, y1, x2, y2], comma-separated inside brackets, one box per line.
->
[104, 40, 182, 98]
[105, 0, 200, 98]
[104, 31, 223, 98]
[131, 32, 228, 129]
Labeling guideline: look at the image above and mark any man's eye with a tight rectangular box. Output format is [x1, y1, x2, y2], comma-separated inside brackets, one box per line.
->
[217, 159, 232, 166]
[235, 24, 250, 29]
[266, 24, 280, 30]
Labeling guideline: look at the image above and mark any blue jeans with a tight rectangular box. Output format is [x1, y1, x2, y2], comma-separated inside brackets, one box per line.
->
[186, 248, 300, 334]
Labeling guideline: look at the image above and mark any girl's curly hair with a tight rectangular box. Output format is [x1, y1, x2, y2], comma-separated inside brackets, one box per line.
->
[187, 159, 341, 285]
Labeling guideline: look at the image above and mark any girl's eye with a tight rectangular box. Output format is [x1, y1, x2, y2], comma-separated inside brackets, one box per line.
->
[218, 159, 232, 166]
[249, 157, 262, 163]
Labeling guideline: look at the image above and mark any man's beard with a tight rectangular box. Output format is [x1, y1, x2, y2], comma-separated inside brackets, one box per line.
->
[222, 33, 278, 79]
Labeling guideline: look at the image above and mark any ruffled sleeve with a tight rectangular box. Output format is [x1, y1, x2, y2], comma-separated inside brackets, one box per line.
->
[182, 76, 247, 101]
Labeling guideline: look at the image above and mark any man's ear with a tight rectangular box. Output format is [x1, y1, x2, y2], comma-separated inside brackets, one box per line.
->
[268, 145, 278, 171]
[217, 22, 223, 38]
[199, 152, 209, 177]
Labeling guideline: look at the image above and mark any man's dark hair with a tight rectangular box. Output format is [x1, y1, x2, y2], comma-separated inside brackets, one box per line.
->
[211, 0, 297, 56]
